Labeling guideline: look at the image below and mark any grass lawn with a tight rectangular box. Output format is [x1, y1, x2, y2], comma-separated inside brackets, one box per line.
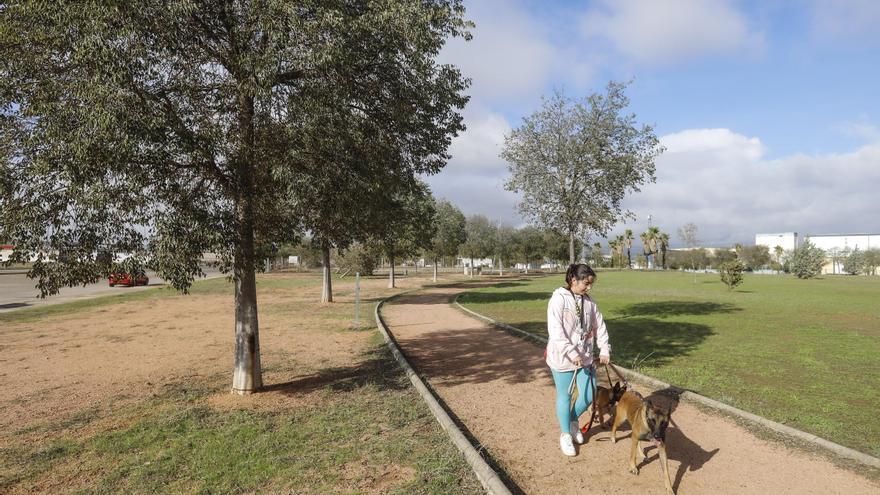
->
[458, 270, 880, 458]
[1, 271, 481, 494]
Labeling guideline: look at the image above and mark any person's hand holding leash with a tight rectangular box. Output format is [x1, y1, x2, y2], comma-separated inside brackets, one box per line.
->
[599, 355, 610, 365]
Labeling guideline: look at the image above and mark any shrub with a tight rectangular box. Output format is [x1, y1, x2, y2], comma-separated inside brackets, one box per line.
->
[337, 242, 381, 276]
[789, 240, 825, 279]
[843, 248, 867, 275]
[719, 260, 745, 290]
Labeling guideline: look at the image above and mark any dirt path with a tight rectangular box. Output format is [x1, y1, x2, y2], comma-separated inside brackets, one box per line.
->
[382, 284, 879, 495]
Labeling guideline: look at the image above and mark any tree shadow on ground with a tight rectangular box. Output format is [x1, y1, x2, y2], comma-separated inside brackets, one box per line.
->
[260, 346, 410, 395]
[0, 302, 29, 310]
[389, 327, 550, 387]
[458, 291, 549, 304]
[608, 318, 714, 368]
[616, 300, 741, 319]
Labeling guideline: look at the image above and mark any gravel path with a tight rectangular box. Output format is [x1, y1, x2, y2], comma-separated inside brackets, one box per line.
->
[382, 283, 879, 495]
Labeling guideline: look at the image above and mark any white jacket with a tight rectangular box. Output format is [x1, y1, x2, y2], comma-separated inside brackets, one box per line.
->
[545, 287, 611, 372]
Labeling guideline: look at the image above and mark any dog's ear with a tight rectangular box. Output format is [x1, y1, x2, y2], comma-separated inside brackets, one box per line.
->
[612, 382, 621, 394]
[645, 399, 654, 408]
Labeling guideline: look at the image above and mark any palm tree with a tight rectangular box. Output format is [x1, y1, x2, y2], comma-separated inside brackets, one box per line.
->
[608, 239, 619, 268]
[624, 229, 634, 269]
[641, 227, 661, 269]
[615, 234, 625, 268]
[658, 232, 670, 269]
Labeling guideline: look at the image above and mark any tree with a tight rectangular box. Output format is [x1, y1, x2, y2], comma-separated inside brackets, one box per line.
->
[460, 215, 494, 277]
[677, 223, 699, 282]
[843, 248, 867, 275]
[502, 82, 662, 265]
[512, 226, 544, 273]
[720, 260, 745, 290]
[710, 248, 737, 269]
[590, 242, 604, 267]
[372, 181, 437, 289]
[624, 229, 634, 269]
[640, 226, 660, 268]
[494, 225, 517, 276]
[608, 238, 620, 268]
[337, 241, 382, 277]
[658, 232, 670, 269]
[0, 2, 470, 393]
[543, 229, 578, 270]
[736, 245, 771, 271]
[426, 200, 466, 282]
[864, 248, 880, 276]
[790, 240, 826, 279]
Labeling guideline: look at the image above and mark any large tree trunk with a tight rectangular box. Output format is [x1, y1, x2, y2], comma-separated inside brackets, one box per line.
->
[388, 252, 396, 288]
[627, 249, 632, 269]
[433, 257, 438, 283]
[470, 257, 474, 278]
[569, 231, 576, 265]
[321, 244, 332, 303]
[499, 260, 503, 277]
[231, 92, 262, 395]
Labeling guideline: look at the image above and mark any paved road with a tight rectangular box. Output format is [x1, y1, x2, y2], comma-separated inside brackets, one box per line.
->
[0, 268, 224, 313]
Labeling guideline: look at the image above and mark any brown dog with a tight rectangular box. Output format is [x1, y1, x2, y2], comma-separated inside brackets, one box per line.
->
[611, 390, 675, 495]
[589, 381, 627, 429]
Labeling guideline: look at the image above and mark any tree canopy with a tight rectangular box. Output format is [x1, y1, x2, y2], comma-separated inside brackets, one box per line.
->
[790, 240, 826, 279]
[501, 82, 662, 264]
[0, 1, 470, 393]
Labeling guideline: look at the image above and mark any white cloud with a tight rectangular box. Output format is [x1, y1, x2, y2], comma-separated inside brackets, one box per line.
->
[833, 118, 880, 142]
[440, 0, 595, 105]
[617, 128, 880, 246]
[580, 0, 764, 65]
[445, 108, 511, 175]
[810, 0, 880, 41]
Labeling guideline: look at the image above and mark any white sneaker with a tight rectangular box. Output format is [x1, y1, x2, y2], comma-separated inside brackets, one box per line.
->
[570, 420, 584, 444]
[559, 433, 576, 456]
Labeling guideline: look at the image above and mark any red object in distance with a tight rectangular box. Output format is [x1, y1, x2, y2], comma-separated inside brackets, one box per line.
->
[108, 272, 149, 287]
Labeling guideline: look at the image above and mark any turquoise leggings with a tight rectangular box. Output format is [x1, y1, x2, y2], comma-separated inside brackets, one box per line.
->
[551, 367, 595, 433]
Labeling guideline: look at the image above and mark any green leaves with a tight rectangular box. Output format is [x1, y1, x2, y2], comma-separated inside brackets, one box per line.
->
[501, 82, 662, 248]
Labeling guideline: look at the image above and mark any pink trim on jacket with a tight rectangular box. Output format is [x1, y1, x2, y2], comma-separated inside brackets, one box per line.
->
[545, 287, 611, 372]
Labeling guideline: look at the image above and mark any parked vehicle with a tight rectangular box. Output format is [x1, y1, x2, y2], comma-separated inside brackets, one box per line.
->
[108, 271, 149, 287]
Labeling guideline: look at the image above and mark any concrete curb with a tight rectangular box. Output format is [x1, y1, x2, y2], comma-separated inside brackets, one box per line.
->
[452, 294, 880, 470]
[375, 295, 513, 495]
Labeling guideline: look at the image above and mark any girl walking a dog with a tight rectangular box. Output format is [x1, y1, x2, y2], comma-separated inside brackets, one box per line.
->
[546, 263, 611, 456]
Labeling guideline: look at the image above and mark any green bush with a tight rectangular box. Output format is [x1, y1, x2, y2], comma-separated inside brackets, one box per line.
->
[789, 240, 825, 279]
[719, 260, 745, 290]
[337, 242, 381, 276]
[843, 248, 866, 275]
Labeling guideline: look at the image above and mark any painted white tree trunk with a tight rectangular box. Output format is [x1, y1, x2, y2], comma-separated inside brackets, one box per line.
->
[433, 258, 438, 283]
[232, 230, 262, 394]
[321, 245, 332, 303]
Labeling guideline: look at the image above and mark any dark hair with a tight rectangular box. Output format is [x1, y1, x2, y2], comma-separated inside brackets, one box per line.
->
[565, 263, 596, 288]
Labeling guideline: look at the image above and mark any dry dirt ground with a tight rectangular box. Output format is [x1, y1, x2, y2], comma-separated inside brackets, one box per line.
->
[0, 272, 432, 494]
[382, 283, 880, 495]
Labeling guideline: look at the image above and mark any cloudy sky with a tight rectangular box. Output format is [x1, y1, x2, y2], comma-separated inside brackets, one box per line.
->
[425, 0, 880, 248]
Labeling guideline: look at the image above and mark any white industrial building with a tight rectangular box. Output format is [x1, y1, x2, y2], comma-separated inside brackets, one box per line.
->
[756, 232, 879, 274]
[755, 232, 799, 252]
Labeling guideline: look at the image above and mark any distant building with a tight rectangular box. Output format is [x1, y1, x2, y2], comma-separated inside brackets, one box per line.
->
[803, 233, 878, 252]
[755, 232, 798, 252]
[0, 244, 12, 262]
[756, 232, 879, 275]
